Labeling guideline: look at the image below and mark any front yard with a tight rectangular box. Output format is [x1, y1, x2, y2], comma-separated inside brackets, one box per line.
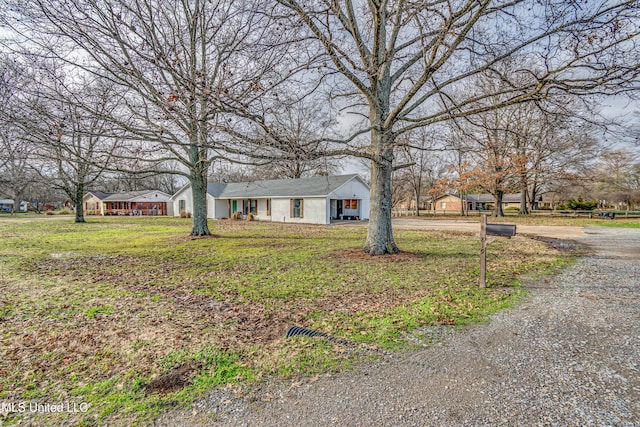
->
[0, 217, 571, 426]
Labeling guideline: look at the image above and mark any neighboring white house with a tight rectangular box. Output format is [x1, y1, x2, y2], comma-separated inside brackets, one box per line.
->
[171, 174, 370, 225]
[0, 199, 28, 212]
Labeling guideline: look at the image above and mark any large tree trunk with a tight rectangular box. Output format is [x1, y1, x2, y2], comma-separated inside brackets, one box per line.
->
[363, 154, 399, 255]
[494, 190, 505, 217]
[519, 187, 529, 215]
[74, 183, 85, 223]
[190, 166, 210, 236]
[528, 181, 538, 212]
[8, 190, 25, 216]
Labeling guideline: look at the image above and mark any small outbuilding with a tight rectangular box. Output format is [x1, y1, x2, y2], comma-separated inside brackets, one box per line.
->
[0, 199, 28, 213]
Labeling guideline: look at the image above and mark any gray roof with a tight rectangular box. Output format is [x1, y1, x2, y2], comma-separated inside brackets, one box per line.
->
[102, 190, 169, 201]
[464, 194, 521, 203]
[442, 193, 533, 203]
[207, 175, 365, 198]
[86, 191, 113, 200]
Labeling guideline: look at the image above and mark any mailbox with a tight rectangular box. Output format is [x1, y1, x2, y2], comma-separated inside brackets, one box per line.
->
[480, 216, 516, 288]
[486, 223, 516, 238]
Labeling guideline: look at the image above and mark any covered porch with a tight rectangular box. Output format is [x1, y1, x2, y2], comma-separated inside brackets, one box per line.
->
[330, 198, 362, 221]
[103, 201, 168, 216]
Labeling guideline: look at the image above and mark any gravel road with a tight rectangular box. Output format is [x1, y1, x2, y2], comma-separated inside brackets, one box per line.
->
[157, 226, 640, 427]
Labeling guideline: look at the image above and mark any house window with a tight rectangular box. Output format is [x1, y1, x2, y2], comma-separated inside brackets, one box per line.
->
[241, 199, 257, 215]
[344, 199, 358, 209]
[290, 198, 303, 218]
[440, 202, 446, 209]
[179, 200, 186, 212]
[266, 199, 271, 216]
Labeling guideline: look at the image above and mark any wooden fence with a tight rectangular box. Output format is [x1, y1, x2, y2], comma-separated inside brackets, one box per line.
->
[392, 209, 640, 218]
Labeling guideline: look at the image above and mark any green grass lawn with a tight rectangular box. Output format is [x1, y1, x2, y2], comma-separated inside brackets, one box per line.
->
[0, 216, 572, 426]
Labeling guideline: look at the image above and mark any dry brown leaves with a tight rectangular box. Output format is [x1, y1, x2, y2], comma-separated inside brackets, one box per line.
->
[332, 248, 423, 262]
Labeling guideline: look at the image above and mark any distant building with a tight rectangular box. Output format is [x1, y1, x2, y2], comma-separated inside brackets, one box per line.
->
[83, 191, 173, 216]
[0, 199, 28, 212]
[429, 193, 538, 211]
[82, 192, 112, 215]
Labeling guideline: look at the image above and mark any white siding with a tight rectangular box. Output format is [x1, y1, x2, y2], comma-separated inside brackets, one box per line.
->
[172, 185, 193, 217]
[359, 198, 370, 220]
[327, 177, 370, 220]
[328, 178, 369, 200]
[136, 192, 172, 203]
[172, 186, 216, 219]
[214, 199, 228, 219]
[257, 199, 271, 221]
[270, 197, 328, 225]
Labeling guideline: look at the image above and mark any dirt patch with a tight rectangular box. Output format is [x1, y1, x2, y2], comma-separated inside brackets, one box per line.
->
[530, 236, 581, 253]
[22, 254, 299, 348]
[333, 249, 422, 262]
[171, 234, 223, 242]
[146, 361, 201, 394]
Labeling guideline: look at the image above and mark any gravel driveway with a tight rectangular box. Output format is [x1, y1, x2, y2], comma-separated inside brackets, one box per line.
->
[157, 226, 640, 426]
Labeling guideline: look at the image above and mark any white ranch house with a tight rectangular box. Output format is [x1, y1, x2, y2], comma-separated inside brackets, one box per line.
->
[172, 174, 370, 225]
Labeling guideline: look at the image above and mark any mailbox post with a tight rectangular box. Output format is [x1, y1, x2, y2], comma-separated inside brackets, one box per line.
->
[480, 215, 487, 288]
[480, 215, 516, 288]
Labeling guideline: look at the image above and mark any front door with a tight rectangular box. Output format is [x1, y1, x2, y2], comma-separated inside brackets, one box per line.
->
[337, 200, 343, 217]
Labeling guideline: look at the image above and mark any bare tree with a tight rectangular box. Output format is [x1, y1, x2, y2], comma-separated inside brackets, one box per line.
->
[11, 72, 124, 223]
[452, 111, 519, 217]
[272, 0, 640, 254]
[517, 105, 601, 213]
[5, 0, 293, 235]
[0, 57, 35, 214]
[394, 128, 446, 216]
[594, 149, 640, 210]
[99, 161, 187, 195]
[251, 99, 341, 179]
[0, 138, 34, 214]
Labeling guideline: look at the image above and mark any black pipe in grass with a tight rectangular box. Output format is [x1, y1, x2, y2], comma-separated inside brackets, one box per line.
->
[285, 325, 352, 346]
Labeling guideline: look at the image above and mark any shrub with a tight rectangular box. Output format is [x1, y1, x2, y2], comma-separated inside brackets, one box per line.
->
[56, 209, 74, 215]
[555, 198, 598, 211]
[246, 213, 255, 221]
[504, 206, 520, 211]
[231, 212, 242, 220]
[45, 210, 55, 215]
[179, 210, 192, 218]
